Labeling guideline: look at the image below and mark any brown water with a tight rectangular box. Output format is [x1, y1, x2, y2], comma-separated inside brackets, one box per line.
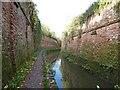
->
[61, 59, 114, 88]
[45, 52, 114, 88]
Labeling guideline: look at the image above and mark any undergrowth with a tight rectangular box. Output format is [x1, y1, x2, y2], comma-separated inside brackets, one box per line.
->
[42, 54, 50, 88]
[4, 50, 40, 88]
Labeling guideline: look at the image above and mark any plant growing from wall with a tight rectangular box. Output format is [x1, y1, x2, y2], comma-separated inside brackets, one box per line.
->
[28, 1, 42, 51]
[4, 51, 39, 88]
[113, 1, 120, 13]
[62, 0, 114, 38]
[91, 30, 97, 35]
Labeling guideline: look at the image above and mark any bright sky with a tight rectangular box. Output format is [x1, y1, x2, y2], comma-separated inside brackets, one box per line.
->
[33, 0, 98, 37]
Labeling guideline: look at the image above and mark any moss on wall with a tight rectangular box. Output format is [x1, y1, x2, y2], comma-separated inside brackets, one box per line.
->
[95, 44, 118, 66]
[2, 2, 42, 86]
[61, 50, 119, 86]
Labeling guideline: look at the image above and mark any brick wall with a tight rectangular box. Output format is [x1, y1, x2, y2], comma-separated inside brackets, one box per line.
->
[62, 3, 119, 63]
[2, 2, 59, 86]
[41, 36, 59, 48]
[61, 2, 120, 85]
[2, 2, 39, 86]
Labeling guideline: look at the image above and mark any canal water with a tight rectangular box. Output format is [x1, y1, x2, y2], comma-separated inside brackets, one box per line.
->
[52, 59, 63, 88]
[61, 59, 114, 88]
[46, 52, 114, 88]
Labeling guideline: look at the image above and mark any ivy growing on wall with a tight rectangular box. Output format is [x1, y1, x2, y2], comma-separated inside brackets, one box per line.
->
[62, 0, 114, 38]
[79, 0, 112, 27]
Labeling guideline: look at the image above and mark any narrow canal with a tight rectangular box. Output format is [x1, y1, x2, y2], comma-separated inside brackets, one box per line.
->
[45, 51, 114, 88]
[52, 59, 63, 88]
[61, 59, 113, 88]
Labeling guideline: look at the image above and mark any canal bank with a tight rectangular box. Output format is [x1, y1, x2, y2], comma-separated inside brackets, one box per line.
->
[60, 51, 119, 88]
[42, 49, 119, 88]
[42, 50, 64, 88]
[61, 57, 113, 88]
[60, 1, 120, 89]
[52, 59, 63, 88]
[42, 48, 61, 88]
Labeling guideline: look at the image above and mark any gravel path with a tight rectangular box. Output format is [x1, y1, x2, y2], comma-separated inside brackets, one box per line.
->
[22, 51, 44, 88]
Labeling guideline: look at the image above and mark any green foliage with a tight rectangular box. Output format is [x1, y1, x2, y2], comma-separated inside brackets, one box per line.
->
[6, 61, 32, 88]
[3, 1, 42, 87]
[46, 48, 61, 55]
[61, 51, 119, 85]
[41, 24, 57, 39]
[42, 55, 50, 88]
[91, 30, 97, 35]
[64, 16, 81, 36]
[113, 2, 120, 13]
[79, 2, 99, 26]
[28, 2, 41, 50]
[4, 51, 40, 88]
[41, 24, 50, 36]
[32, 50, 40, 61]
[95, 44, 118, 68]
[114, 85, 120, 89]
[41, 24, 61, 45]
[62, 0, 113, 38]
[62, 78, 70, 88]
[79, 0, 111, 27]
[29, 1, 38, 30]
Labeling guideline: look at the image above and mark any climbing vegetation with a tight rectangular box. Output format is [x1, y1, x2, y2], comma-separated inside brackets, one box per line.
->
[62, 0, 118, 38]
[28, 1, 42, 51]
[4, 51, 39, 88]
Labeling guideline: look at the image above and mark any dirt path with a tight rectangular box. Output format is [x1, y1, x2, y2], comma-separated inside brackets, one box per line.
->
[22, 51, 44, 88]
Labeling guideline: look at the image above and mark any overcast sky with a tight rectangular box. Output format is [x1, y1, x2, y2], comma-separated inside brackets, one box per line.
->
[33, 0, 98, 37]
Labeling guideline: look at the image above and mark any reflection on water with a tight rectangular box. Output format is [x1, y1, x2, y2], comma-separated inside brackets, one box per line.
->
[52, 59, 63, 88]
[46, 52, 60, 63]
[46, 51, 114, 88]
[61, 59, 114, 88]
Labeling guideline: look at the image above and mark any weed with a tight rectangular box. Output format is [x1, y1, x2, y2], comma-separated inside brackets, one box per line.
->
[4, 50, 40, 88]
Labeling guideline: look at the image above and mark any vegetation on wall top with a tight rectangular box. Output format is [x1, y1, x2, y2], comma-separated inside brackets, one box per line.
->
[62, 0, 116, 39]
[41, 24, 61, 45]
[41, 24, 56, 38]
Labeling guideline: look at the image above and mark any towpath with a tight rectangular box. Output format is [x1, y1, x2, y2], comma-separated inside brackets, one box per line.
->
[22, 51, 44, 88]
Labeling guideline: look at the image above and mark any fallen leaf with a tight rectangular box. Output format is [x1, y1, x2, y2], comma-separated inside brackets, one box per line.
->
[4, 85, 8, 88]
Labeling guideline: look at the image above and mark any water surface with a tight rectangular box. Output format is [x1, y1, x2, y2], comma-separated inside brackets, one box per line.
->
[62, 59, 114, 88]
[52, 59, 63, 88]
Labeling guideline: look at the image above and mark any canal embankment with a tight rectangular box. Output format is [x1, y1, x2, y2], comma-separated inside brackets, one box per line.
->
[61, 1, 120, 88]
